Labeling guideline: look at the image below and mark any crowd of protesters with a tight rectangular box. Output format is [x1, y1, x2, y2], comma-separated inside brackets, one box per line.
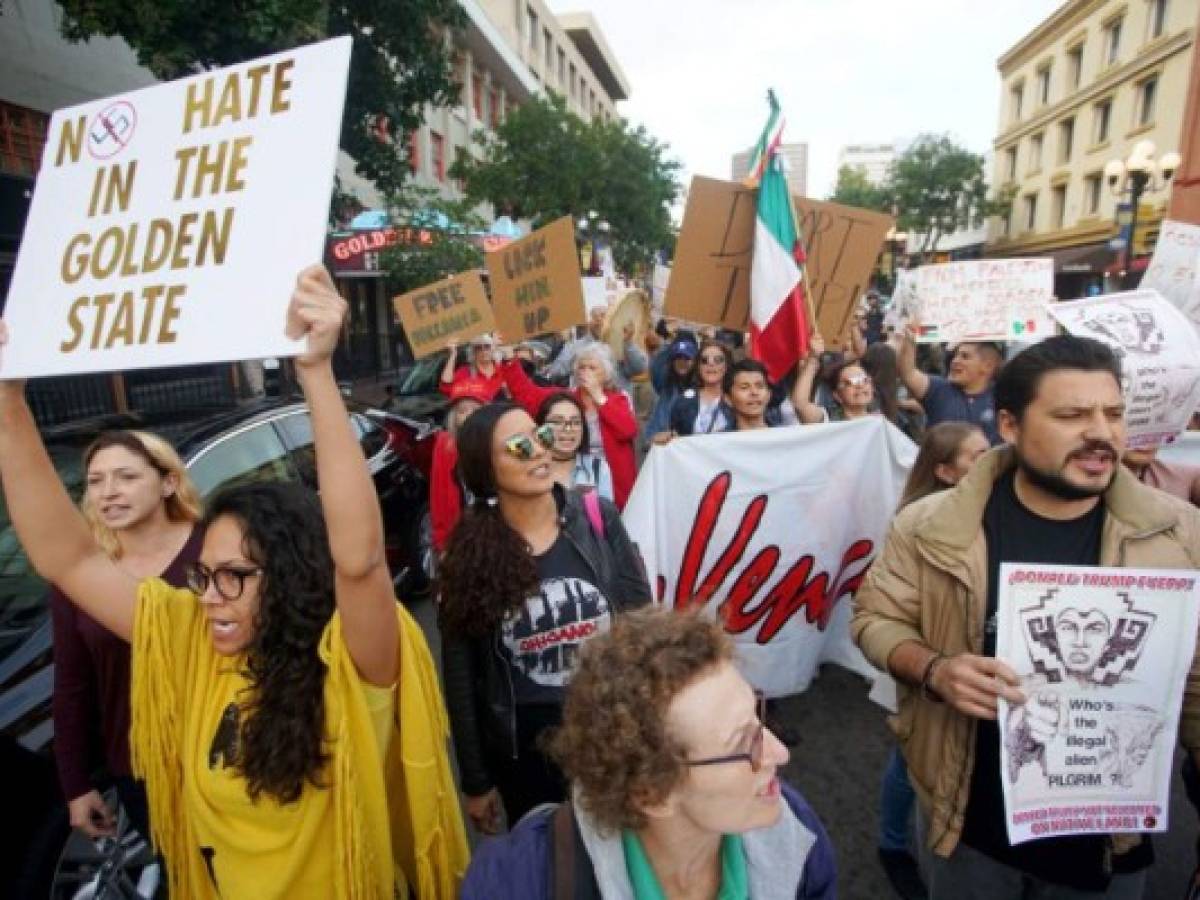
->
[6, 269, 1200, 899]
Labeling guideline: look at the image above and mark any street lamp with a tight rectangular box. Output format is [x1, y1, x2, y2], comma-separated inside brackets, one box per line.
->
[1105, 140, 1181, 288]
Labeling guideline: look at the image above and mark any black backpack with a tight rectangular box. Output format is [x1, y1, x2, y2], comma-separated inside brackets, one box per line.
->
[549, 803, 601, 900]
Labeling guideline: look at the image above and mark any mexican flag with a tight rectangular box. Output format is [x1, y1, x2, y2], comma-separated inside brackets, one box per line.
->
[745, 92, 810, 383]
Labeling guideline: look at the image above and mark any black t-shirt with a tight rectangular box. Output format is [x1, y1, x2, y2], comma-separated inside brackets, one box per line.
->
[960, 470, 1152, 889]
[499, 531, 611, 705]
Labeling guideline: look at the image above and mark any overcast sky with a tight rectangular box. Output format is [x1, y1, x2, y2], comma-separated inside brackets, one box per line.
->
[545, 0, 1062, 198]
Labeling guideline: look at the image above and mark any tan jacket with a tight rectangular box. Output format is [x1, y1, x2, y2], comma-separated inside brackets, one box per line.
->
[851, 446, 1200, 858]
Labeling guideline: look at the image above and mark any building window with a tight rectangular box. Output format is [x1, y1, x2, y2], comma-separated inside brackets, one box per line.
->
[1068, 44, 1084, 89]
[1010, 82, 1024, 122]
[1137, 76, 1158, 126]
[1093, 98, 1112, 143]
[527, 7, 538, 50]
[1029, 132, 1044, 172]
[544, 29, 553, 70]
[1084, 173, 1102, 215]
[1037, 65, 1052, 105]
[490, 89, 501, 129]
[569, 63, 577, 97]
[558, 48, 566, 85]
[1148, 0, 1168, 39]
[0, 100, 49, 176]
[472, 73, 483, 120]
[408, 132, 420, 175]
[1051, 184, 1068, 229]
[1104, 17, 1123, 65]
[430, 130, 445, 181]
[1005, 146, 1018, 180]
[1058, 117, 1075, 164]
[1024, 193, 1038, 231]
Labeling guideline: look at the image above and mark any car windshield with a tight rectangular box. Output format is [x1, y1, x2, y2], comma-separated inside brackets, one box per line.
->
[0, 445, 85, 659]
[399, 356, 444, 396]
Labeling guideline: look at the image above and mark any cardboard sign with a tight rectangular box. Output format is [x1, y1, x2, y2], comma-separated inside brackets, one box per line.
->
[1, 37, 351, 379]
[393, 270, 494, 359]
[664, 176, 892, 347]
[486, 216, 585, 340]
[910, 259, 1055, 344]
[1141, 219, 1200, 332]
[1049, 290, 1200, 449]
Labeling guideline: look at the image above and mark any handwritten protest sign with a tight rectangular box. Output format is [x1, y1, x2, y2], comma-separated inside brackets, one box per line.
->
[486, 216, 584, 340]
[1049, 290, 1200, 448]
[664, 177, 892, 347]
[996, 564, 1200, 844]
[1, 37, 351, 379]
[1141, 219, 1200, 331]
[393, 270, 494, 359]
[909, 259, 1055, 344]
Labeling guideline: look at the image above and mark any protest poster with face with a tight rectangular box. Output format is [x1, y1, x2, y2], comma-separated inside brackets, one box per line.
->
[486, 216, 585, 340]
[393, 270, 495, 359]
[0, 37, 351, 379]
[996, 564, 1200, 845]
[909, 259, 1055, 344]
[1049, 290, 1200, 449]
[1141, 220, 1200, 331]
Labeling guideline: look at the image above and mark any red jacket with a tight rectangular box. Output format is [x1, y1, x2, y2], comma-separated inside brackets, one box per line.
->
[430, 431, 463, 552]
[499, 359, 638, 509]
[439, 365, 504, 401]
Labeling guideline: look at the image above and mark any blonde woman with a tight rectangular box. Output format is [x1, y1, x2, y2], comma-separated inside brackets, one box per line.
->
[52, 430, 204, 844]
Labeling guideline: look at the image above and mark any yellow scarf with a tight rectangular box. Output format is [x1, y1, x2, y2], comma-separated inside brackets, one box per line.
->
[130, 579, 469, 898]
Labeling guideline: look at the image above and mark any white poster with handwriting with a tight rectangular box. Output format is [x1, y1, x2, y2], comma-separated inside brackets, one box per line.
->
[1141, 220, 1200, 332]
[1, 37, 351, 379]
[1049, 290, 1200, 449]
[996, 564, 1200, 845]
[911, 259, 1055, 344]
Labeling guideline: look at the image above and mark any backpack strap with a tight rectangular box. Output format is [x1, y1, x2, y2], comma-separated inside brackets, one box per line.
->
[581, 488, 606, 541]
[552, 803, 576, 900]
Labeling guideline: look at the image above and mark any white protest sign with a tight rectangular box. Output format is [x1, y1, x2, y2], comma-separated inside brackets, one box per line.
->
[911, 259, 1055, 344]
[1049, 290, 1200, 449]
[1141, 220, 1200, 330]
[651, 263, 670, 319]
[1, 37, 351, 379]
[581, 277, 608, 314]
[622, 417, 916, 696]
[997, 564, 1200, 845]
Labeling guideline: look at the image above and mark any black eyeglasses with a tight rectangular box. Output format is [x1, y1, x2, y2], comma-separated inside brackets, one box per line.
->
[684, 692, 769, 773]
[185, 562, 263, 601]
[544, 416, 583, 431]
[503, 424, 556, 460]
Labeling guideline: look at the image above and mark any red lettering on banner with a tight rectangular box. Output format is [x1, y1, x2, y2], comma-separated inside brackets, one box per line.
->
[669, 472, 875, 644]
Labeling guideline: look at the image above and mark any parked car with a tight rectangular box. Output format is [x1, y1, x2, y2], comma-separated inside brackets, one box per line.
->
[0, 397, 436, 898]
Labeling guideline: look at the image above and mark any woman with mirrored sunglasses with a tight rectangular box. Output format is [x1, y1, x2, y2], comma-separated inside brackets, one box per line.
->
[536, 392, 615, 502]
[666, 339, 736, 439]
[0, 267, 467, 899]
[438, 401, 652, 836]
[461, 608, 837, 899]
[793, 334, 880, 424]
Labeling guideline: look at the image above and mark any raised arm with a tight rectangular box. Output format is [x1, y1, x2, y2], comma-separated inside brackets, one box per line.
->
[288, 266, 398, 687]
[0, 340, 137, 639]
[438, 341, 460, 398]
[791, 335, 829, 425]
[898, 326, 931, 401]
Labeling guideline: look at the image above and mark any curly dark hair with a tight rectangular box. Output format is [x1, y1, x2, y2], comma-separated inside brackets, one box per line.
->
[203, 481, 335, 804]
[549, 608, 732, 834]
[437, 402, 541, 638]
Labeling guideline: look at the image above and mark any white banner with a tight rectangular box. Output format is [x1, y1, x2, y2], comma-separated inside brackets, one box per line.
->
[622, 417, 917, 696]
[911, 259, 1055, 344]
[996, 564, 1200, 845]
[1, 37, 351, 379]
[1141, 219, 1200, 332]
[1049, 290, 1200, 449]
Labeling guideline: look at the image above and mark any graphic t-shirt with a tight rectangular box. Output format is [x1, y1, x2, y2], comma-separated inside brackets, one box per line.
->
[500, 532, 611, 704]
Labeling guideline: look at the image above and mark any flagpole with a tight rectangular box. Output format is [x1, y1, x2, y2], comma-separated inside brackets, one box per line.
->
[784, 186, 819, 349]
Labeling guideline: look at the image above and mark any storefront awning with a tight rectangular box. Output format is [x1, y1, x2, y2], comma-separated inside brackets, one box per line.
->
[1044, 242, 1114, 275]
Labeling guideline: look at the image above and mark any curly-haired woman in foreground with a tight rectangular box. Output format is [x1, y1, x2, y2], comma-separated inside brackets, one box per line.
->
[0, 267, 467, 899]
[438, 401, 651, 835]
[461, 608, 837, 898]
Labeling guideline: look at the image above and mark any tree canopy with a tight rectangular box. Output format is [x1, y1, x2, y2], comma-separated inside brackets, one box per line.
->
[54, 0, 465, 196]
[451, 94, 681, 273]
[828, 164, 890, 213]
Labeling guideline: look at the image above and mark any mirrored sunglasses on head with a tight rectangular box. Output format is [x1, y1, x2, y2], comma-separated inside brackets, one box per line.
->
[504, 424, 556, 460]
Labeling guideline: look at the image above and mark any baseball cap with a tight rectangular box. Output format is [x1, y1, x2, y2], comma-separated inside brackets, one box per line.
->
[669, 337, 698, 359]
[446, 378, 493, 406]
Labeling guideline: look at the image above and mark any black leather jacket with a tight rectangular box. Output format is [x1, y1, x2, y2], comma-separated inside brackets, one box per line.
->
[441, 485, 652, 797]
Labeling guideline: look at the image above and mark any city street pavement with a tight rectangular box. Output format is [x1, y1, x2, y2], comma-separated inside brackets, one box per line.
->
[409, 596, 1199, 898]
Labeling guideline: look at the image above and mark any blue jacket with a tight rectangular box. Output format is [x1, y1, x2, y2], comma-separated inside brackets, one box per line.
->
[461, 781, 837, 899]
[643, 347, 688, 439]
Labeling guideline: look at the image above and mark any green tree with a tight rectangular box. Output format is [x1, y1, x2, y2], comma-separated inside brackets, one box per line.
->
[54, 0, 465, 196]
[451, 94, 681, 273]
[378, 187, 485, 294]
[887, 134, 1012, 262]
[828, 164, 889, 212]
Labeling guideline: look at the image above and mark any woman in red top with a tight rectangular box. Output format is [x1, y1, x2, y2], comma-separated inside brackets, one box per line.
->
[430, 379, 492, 554]
[499, 342, 638, 508]
[52, 430, 204, 843]
[439, 335, 504, 401]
